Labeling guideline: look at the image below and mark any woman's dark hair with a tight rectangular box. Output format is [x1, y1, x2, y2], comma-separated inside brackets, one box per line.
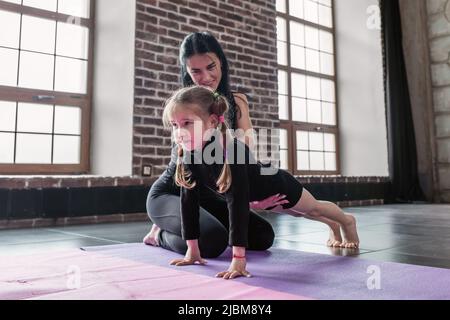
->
[179, 32, 238, 129]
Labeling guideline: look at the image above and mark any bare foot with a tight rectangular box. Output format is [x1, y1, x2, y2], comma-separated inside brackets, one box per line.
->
[143, 224, 161, 247]
[327, 222, 343, 247]
[340, 215, 359, 249]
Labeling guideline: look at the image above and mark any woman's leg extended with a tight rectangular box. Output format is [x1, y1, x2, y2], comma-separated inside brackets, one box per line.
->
[147, 192, 229, 258]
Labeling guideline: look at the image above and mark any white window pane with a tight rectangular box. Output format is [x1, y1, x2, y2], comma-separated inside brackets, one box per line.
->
[16, 133, 52, 164]
[280, 150, 288, 170]
[290, 21, 304, 46]
[289, 0, 304, 19]
[0, 133, 15, 163]
[322, 102, 336, 125]
[21, 15, 56, 54]
[55, 57, 87, 94]
[56, 22, 89, 59]
[276, 0, 286, 13]
[297, 151, 309, 170]
[290, 45, 305, 70]
[306, 49, 320, 73]
[0, 10, 21, 48]
[19, 51, 54, 90]
[304, 0, 319, 24]
[324, 133, 336, 152]
[307, 100, 321, 124]
[17, 103, 53, 134]
[53, 135, 80, 164]
[320, 52, 334, 75]
[277, 41, 287, 66]
[279, 95, 289, 120]
[292, 97, 306, 122]
[306, 76, 321, 100]
[278, 70, 288, 95]
[0, 101, 16, 131]
[319, 0, 332, 6]
[54, 106, 81, 135]
[279, 129, 288, 149]
[305, 26, 319, 50]
[310, 151, 324, 170]
[0, 48, 18, 87]
[2, 0, 21, 4]
[58, 0, 90, 19]
[23, 0, 57, 11]
[319, 30, 334, 54]
[321, 79, 335, 102]
[276, 17, 287, 41]
[325, 152, 336, 171]
[291, 73, 306, 98]
[296, 131, 308, 150]
[309, 132, 324, 151]
[319, 5, 333, 28]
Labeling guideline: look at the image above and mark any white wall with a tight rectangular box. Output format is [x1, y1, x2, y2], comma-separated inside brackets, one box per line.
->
[335, 0, 389, 176]
[91, 0, 135, 175]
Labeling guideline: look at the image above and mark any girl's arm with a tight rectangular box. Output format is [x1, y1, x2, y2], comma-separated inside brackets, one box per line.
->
[216, 142, 252, 279]
[170, 180, 207, 266]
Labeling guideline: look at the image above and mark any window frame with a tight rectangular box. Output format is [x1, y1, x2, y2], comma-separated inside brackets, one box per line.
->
[277, 0, 341, 176]
[0, 0, 95, 174]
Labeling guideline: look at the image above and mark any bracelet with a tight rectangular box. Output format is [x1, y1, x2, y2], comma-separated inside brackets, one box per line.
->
[233, 254, 246, 259]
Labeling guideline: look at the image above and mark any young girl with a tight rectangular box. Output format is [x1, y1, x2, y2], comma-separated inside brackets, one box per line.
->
[163, 86, 360, 280]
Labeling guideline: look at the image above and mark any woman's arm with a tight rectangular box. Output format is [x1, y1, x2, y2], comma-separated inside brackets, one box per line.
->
[233, 93, 255, 148]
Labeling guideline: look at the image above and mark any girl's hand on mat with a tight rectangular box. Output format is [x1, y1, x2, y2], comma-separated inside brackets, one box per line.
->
[169, 256, 207, 266]
[250, 193, 289, 210]
[170, 243, 207, 266]
[216, 259, 251, 280]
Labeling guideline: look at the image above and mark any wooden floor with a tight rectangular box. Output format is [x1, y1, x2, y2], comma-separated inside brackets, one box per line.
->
[1, 204, 450, 269]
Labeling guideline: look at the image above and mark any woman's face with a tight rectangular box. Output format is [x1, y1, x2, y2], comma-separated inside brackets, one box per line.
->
[186, 53, 222, 91]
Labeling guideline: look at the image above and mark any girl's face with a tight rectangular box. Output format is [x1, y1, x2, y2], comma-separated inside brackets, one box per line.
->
[170, 108, 217, 152]
[186, 53, 222, 91]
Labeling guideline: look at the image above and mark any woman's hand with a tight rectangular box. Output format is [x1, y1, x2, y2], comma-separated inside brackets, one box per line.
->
[250, 193, 289, 210]
[216, 258, 251, 280]
[170, 240, 207, 266]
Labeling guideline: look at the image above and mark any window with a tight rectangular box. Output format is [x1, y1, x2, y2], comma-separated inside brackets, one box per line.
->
[0, 0, 94, 174]
[276, 0, 340, 175]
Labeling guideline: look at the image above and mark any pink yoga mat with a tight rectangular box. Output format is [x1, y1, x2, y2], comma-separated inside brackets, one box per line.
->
[0, 248, 310, 300]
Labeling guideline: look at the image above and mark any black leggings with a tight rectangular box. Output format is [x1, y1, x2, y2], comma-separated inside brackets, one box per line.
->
[146, 179, 275, 258]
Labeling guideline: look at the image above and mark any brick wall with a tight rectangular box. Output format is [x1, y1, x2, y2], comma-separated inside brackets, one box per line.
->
[426, 0, 450, 202]
[134, 0, 279, 176]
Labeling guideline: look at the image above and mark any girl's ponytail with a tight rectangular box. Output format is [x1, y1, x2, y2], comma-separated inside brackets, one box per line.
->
[212, 94, 232, 193]
[174, 144, 196, 189]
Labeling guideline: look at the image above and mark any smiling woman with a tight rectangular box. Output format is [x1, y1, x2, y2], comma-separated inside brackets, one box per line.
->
[186, 53, 223, 91]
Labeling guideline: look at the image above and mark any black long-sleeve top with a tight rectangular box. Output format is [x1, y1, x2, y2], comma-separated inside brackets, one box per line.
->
[179, 134, 303, 247]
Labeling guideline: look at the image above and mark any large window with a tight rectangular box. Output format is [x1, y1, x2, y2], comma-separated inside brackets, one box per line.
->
[0, 0, 94, 174]
[277, 0, 339, 175]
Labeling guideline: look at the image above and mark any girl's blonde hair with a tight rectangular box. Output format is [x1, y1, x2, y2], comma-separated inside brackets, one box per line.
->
[162, 86, 232, 193]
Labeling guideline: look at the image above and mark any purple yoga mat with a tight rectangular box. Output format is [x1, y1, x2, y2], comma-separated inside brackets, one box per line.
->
[84, 243, 450, 300]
